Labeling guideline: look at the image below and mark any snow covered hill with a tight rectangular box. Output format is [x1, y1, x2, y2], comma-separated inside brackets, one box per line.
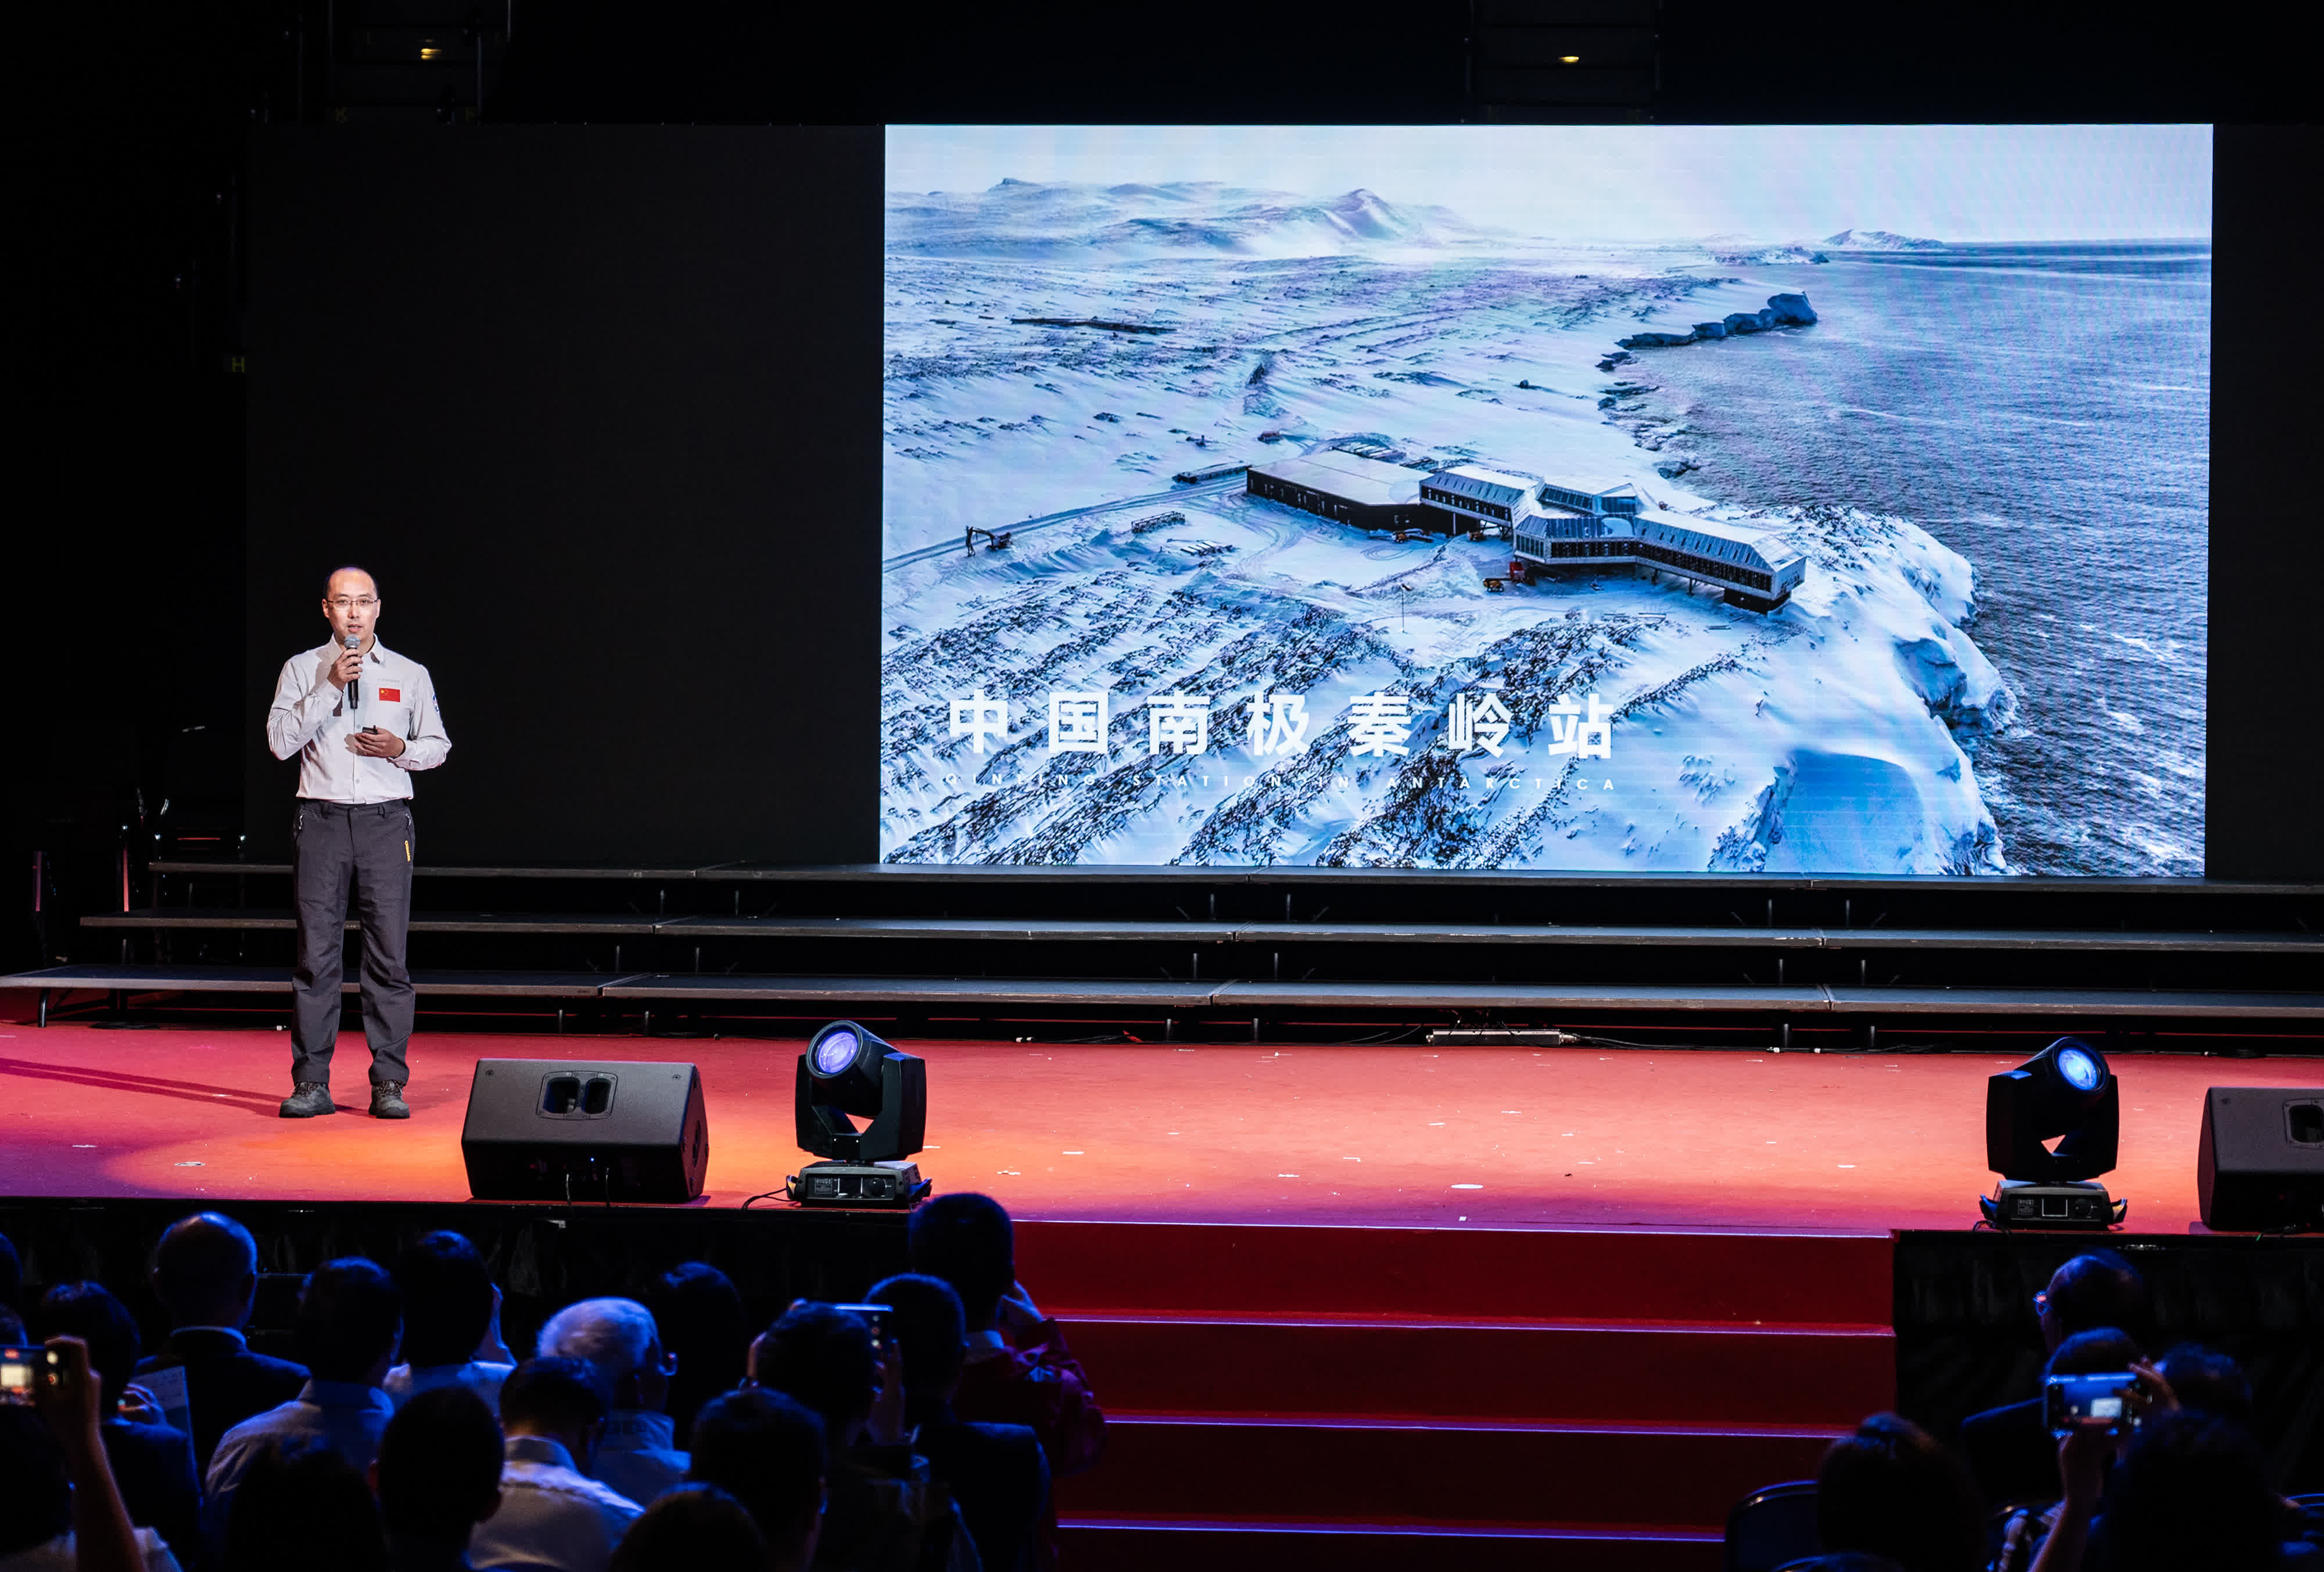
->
[1823, 228, 1947, 251]
[888, 180, 1500, 261]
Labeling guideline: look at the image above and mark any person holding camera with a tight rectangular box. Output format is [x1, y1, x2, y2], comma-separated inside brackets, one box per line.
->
[264, 566, 450, 1122]
[0, 1329, 168, 1572]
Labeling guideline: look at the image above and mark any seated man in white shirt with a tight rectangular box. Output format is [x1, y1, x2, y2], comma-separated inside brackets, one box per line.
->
[468, 1358, 642, 1572]
[385, 1232, 516, 1414]
[204, 1258, 401, 1549]
[534, 1298, 686, 1507]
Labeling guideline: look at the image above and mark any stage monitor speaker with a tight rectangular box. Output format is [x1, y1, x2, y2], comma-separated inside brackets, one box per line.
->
[461, 1059, 709, 1204]
[2197, 1086, 2324, 1233]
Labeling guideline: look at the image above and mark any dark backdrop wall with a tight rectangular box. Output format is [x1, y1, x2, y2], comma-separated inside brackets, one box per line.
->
[243, 127, 880, 864]
[2206, 124, 2321, 884]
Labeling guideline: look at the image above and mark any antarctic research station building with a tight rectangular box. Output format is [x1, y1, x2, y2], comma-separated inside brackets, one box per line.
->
[1245, 453, 1809, 613]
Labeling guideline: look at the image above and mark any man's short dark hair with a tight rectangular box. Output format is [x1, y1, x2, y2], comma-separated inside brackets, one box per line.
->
[224, 1438, 389, 1572]
[1814, 1413, 1982, 1572]
[0, 1230, 21, 1312]
[752, 1302, 876, 1442]
[869, 1273, 966, 1423]
[325, 565, 378, 595]
[376, 1385, 504, 1544]
[296, 1258, 402, 1384]
[2100, 1409, 2280, 1571]
[2047, 1249, 2150, 1342]
[153, 1212, 260, 1327]
[687, 1387, 827, 1549]
[612, 1483, 768, 1572]
[2156, 1344, 2255, 1429]
[500, 1356, 610, 1435]
[394, 1231, 494, 1370]
[648, 1262, 752, 1439]
[907, 1192, 1014, 1327]
[31, 1282, 144, 1411]
[2046, 1327, 2143, 1381]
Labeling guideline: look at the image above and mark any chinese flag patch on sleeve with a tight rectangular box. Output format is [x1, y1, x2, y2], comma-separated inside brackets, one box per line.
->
[379, 687, 402, 701]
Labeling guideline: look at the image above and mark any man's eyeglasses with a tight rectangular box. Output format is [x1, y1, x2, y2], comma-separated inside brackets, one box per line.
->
[2032, 1290, 2052, 1319]
[327, 597, 379, 611]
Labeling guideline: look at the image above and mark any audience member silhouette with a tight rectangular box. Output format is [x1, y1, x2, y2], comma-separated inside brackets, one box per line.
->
[748, 1302, 973, 1572]
[1959, 1251, 2150, 1509]
[906, 1194, 1103, 1476]
[683, 1388, 827, 1572]
[137, 1212, 309, 1476]
[908, 1193, 1100, 1571]
[219, 1437, 388, 1572]
[206, 1258, 402, 1547]
[644, 1265, 749, 1447]
[31, 1281, 200, 1568]
[371, 1386, 505, 1572]
[0, 1332, 166, 1572]
[1788, 1413, 1981, 1572]
[536, 1298, 686, 1506]
[466, 1358, 640, 1572]
[2031, 1406, 2283, 1572]
[609, 1484, 769, 1572]
[869, 1273, 1047, 1572]
[385, 1233, 514, 1414]
[1989, 1331, 2152, 1572]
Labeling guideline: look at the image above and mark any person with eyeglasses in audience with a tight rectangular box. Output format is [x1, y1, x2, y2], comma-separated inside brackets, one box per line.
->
[534, 1299, 687, 1507]
[1958, 1251, 2150, 1512]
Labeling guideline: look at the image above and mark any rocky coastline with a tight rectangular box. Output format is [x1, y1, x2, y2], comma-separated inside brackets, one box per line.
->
[1612, 292, 1817, 353]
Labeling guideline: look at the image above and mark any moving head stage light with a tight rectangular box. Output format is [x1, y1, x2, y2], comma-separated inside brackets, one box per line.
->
[786, 1021, 931, 1208]
[1980, 1037, 2128, 1229]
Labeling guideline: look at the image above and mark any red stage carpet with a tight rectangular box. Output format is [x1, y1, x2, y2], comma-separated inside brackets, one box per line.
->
[0, 1023, 2294, 1232]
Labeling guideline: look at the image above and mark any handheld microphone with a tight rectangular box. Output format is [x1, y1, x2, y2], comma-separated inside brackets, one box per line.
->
[343, 633, 361, 712]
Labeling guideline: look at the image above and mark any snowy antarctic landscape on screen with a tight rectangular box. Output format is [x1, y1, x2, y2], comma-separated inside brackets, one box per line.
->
[878, 126, 2211, 875]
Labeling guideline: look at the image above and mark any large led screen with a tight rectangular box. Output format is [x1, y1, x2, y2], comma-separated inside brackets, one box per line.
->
[880, 126, 2210, 875]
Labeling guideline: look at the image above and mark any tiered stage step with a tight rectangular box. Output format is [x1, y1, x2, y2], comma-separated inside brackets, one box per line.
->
[1018, 1220, 1893, 1569]
[77, 907, 2324, 954]
[12, 962, 2324, 1024]
[18, 860, 2321, 1040]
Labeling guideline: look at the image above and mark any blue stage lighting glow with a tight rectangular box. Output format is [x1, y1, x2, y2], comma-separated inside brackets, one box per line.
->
[2057, 1043, 2103, 1093]
[813, 1029, 861, 1076]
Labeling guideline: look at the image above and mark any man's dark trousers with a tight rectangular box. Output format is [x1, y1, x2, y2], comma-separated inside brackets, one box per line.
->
[291, 798, 414, 1086]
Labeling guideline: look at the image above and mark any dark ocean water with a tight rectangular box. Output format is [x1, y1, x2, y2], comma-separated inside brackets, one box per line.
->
[1631, 243, 2210, 876]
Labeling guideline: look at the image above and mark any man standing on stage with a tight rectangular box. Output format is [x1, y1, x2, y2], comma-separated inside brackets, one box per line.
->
[266, 566, 450, 1119]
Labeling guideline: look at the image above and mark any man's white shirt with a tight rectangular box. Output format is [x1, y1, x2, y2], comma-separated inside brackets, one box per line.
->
[467, 1435, 642, 1572]
[267, 639, 450, 803]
